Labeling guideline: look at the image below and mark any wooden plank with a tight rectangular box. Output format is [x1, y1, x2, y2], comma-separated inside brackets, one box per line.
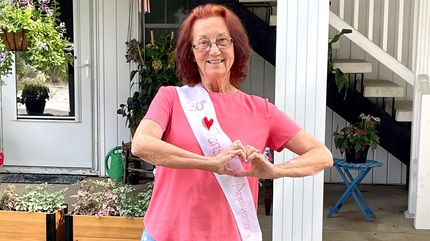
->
[1, 233, 46, 241]
[71, 215, 143, 240]
[0, 210, 64, 241]
[0, 211, 46, 234]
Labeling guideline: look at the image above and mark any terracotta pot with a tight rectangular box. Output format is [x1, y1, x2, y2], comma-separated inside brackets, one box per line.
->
[0, 29, 31, 51]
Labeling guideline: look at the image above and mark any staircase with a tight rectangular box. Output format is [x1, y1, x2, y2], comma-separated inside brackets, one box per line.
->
[327, 0, 416, 166]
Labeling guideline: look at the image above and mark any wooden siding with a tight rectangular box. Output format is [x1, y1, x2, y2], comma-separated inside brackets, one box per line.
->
[241, 52, 276, 103]
[95, 0, 139, 175]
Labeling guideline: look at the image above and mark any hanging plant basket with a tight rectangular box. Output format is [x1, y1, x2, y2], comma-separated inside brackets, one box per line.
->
[0, 29, 31, 51]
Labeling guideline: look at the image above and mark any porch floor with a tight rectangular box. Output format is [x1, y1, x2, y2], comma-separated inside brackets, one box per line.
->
[1, 175, 430, 240]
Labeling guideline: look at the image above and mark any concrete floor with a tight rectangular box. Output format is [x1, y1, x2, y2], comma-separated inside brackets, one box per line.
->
[257, 183, 430, 240]
[322, 184, 430, 241]
[1, 176, 430, 240]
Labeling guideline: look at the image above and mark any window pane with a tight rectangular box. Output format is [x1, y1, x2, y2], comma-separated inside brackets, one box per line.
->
[16, 0, 74, 119]
[145, 0, 166, 23]
[166, 1, 188, 24]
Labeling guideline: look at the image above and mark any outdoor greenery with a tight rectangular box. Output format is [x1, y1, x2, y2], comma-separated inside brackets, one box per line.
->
[117, 32, 181, 134]
[333, 113, 381, 155]
[0, 185, 18, 211]
[17, 78, 50, 105]
[328, 28, 352, 99]
[0, 183, 67, 212]
[70, 179, 153, 218]
[0, 0, 74, 82]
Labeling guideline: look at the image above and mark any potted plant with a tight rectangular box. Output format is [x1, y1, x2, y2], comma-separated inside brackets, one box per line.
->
[333, 113, 381, 163]
[0, 0, 74, 80]
[65, 179, 153, 240]
[17, 78, 51, 115]
[0, 183, 68, 241]
[328, 28, 352, 99]
[118, 32, 181, 136]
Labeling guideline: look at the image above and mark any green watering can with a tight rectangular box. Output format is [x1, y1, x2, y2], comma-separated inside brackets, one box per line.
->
[104, 146, 124, 182]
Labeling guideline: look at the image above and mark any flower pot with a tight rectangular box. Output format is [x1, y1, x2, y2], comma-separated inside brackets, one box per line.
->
[25, 99, 46, 115]
[0, 29, 31, 51]
[345, 145, 370, 163]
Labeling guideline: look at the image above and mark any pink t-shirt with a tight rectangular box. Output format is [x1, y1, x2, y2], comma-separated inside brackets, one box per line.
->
[143, 86, 301, 241]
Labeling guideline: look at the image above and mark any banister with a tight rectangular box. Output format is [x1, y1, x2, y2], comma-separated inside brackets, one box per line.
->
[329, 11, 415, 86]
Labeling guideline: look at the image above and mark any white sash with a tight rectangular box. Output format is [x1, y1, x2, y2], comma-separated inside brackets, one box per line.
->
[176, 84, 262, 241]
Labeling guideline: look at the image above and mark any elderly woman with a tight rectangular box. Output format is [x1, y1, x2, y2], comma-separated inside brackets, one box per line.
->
[132, 3, 333, 241]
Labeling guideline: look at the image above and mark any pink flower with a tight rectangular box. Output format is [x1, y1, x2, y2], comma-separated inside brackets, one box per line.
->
[0, 152, 4, 166]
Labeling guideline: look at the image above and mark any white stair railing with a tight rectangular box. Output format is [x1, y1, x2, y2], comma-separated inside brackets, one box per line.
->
[329, 0, 415, 86]
[329, 12, 414, 86]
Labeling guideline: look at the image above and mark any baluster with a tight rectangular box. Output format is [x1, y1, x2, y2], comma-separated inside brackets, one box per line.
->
[368, 0, 374, 41]
[397, 0, 405, 62]
[339, 0, 345, 19]
[382, 0, 389, 51]
[353, 0, 359, 30]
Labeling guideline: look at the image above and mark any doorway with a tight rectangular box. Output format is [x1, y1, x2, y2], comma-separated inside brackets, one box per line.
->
[0, 0, 95, 173]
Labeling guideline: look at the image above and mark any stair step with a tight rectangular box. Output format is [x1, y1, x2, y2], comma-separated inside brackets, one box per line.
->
[332, 59, 372, 73]
[269, 15, 276, 26]
[363, 79, 404, 98]
[386, 100, 413, 122]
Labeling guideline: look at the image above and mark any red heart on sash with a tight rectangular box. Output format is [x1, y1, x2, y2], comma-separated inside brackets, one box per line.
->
[203, 116, 214, 130]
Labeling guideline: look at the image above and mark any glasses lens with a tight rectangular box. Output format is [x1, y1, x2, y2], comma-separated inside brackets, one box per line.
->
[216, 38, 231, 48]
[193, 38, 232, 51]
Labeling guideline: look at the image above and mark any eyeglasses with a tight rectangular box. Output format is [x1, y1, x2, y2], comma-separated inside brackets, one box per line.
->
[192, 38, 233, 52]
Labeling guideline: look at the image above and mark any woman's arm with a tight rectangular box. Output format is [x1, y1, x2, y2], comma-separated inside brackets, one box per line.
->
[236, 130, 333, 179]
[131, 119, 245, 175]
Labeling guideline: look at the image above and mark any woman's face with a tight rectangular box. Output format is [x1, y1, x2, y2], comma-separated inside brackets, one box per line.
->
[191, 16, 234, 83]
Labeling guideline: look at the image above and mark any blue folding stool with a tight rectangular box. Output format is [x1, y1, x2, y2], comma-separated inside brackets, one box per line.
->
[327, 158, 383, 222]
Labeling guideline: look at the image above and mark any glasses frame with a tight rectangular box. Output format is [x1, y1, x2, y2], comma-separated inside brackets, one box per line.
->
[192, 38, 234, 52]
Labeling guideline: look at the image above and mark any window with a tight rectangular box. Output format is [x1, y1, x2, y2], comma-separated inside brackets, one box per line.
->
[16, 0, 74, 119]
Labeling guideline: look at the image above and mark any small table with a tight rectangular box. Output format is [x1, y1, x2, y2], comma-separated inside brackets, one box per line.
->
[327, 158, 383, 222]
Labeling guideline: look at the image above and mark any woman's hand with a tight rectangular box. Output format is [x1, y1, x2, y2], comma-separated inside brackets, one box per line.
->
[212, 140, 247, 175]
[234, 145, 279, 179]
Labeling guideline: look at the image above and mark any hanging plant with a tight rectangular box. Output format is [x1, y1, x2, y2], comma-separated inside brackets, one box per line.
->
[0, 0, 75, 83]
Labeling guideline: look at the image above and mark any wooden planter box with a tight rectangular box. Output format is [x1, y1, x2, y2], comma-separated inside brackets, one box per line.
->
[65, 214, 144, 241]
[0, 209, 65, 241]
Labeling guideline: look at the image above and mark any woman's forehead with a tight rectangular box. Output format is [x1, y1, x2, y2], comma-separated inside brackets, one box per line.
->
[191, 16, 230, 38]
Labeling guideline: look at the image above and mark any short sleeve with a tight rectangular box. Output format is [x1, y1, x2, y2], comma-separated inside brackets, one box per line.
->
[266, 104, 302, 152]
[143, 86, 177, 132]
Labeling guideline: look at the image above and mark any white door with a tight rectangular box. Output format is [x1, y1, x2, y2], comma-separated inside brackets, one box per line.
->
[0, 0, 95, 173]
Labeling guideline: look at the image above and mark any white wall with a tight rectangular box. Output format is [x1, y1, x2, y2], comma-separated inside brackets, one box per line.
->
[241, 52, 276, 103]
[94, 0, 138, 176]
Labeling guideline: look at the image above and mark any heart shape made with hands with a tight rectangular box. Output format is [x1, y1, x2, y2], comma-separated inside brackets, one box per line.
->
[203, 116, 214, 130]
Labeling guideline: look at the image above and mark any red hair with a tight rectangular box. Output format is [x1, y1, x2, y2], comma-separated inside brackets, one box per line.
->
[174, 4, 252, 87]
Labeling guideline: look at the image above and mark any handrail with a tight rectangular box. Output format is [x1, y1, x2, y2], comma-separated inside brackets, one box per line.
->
[329, 11, 415, 86]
